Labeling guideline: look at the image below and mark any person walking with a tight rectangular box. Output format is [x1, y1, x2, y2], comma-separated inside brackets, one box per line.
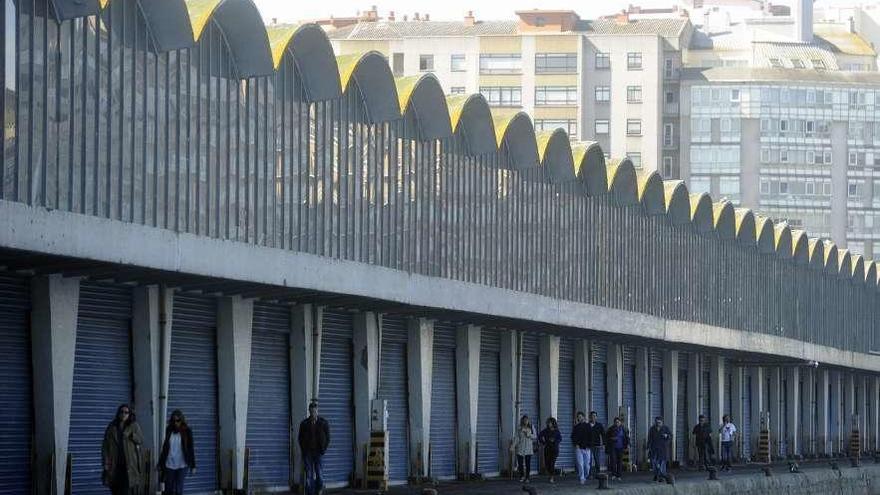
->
[571, 411, 591, 485]
[298, 402, 330, 495]
[719, 415, 737, 471]
[586, 411, 605, 479]
[157, 409, 195, 495]
[692, 415, 715, 470]
[101, 404, 144, 495]
[538, 417, 562, 483]
[605, 417, 630, 480]
[513, 415, 536, 483]
[647, 416, 672, 483]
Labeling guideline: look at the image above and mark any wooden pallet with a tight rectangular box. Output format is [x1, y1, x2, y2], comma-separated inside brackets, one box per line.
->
[757, 430, 771, 463]
[366, 431, 389, 491]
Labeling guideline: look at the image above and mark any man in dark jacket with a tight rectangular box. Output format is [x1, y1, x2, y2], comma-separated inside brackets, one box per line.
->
[605, 417, 630, 480]
[298, 402, 330, 495]
[571, 412, 591, 484]
[586, 411, 605, 479]
[647, 416, 672, 482]
[692, 415, 715, 470]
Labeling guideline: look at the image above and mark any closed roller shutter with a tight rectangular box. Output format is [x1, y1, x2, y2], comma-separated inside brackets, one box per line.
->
[431, 323, 457, 479]
[0, 274, 32, 495]
[319, 309, 355, 484]
[743, 374, 752, 460]
[247, 302, 291, 489]
[69, 282, 133, 495]
[378, 316, 409, 482]
[676, 369, 687, 463]
[780, 379, 788, 457]
[591, 342, 608, 425]
[622, 346, 637, 463]
[649, 349, 663, 423]
[557, 339, 575, 471]
[520, 333, 540, 473]
[168, 294, 219, 492]
[477, 329, 500, 475]
[726, 373, 733, 425]
[701, 359, 711, 423]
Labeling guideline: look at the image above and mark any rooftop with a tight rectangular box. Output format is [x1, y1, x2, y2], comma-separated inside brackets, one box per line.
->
[680, 66, 880, 85]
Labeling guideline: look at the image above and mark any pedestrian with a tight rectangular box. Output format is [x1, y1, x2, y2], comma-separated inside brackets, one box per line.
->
[587, 411, 605, 478]
[538, 417, 562, 483]
[298, 402, 330, 495]
[719, 415, 737, 471]
[605, 417, 630, 480]
[571, 411, 592, 485]
[101, 404, 144, 495]
[647, 416, 672, 482]
[513, 415, 536, 483]
[692, 415, 715, 470]
[157, 409, 195, 495]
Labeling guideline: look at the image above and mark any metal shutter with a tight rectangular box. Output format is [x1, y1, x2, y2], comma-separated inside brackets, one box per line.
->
[430, 323, 457, 479]
[168, 294, 219, 493]
[319, 309, 355, 484]
[701, 360, 711, 422]
[378, 316, 409, 482]
[0, 274, 32, 495]
[520, 333, 540, 473]
[591, 342, 608, 425]
[780, 378, 788, 457]
[557, 339, 575, 470]
[622, 346, 637, 463]
[743, 374, 752, 460]
[247, 302, 291, 489]
[676, 369, 688, 463]
[649, 349, 663, 423]
[477, 329, 500, 475]
[726, 373, 733, 425]
[69, 282, 133, 495]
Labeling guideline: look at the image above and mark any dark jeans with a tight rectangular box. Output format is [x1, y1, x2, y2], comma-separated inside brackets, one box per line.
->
[162, 468, 186, 495]
[608, 447, 624, 477]
[303, 452, 324, 495]
[697, 442, 715, 469]
[721, 441, 733, 468]
[590, 445, 603, 477]
[543, 447, 558, 476]
[110, 466, 129, 495]
[516, 454, 532, 480]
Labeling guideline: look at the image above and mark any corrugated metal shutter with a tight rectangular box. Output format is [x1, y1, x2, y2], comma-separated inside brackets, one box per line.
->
[431, 323, 457, 479]
[743, 374, 752, 459]
[649, 349, 663, 423]
[0, 274, 32, 495]
[676, 369, 687, 463]
[319, 309, 355, 484]
[726, 373, 733, 425]
[591, 342, 608, 425]
[378, 316, 409, 482]
[477, 329, 500, 475]
[779, 378, 788, 457]
[701, 360, 711, 423]
[520, 333, 540, 473]
[622, 346, 637, 463]
[247, 302, 291, 489]
[69, 282, 133, 495]
[829, 381, 836, 453]
[168, 294, 219, 493]
[812, 378, 819, 458]
[557, 339, 575, 470]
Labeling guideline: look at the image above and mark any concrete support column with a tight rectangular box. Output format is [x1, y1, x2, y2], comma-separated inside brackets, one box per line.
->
[830, 371, 842, 454]
[749, 367, 765, 458]
[859, 376, 868, 453]
[871, 377, 880, 453]
[455, 325, 481, 477]
[408, 318, 434, 478]
[686, 353, 701, 464]
[353, 312, 380, 484]
[499, 330, 519, 475]
[768, 367, 781, 458]
[291, 304, 321, 485]
[574, 340, 591, 417]
[607, 344, 624, 425]
[786, 367, 800, 456]
[539, 335, 561, 424]
[843, 373, 856, 442]
[817, 369, 830, 456]
[730, 367, 744, 461]
[217, 296, 254, 490]
[662, 351, 679, 462]
[801, 368, 815, 456]
[709, 356, 725, 453]
[30, 275, 80, 495]
[635, 347, 650, 464]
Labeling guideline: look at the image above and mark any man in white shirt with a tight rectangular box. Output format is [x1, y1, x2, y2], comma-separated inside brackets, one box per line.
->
[719, 415, 737, 471]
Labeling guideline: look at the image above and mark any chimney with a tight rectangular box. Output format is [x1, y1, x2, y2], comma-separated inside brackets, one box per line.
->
[271, 17, 277, 25]
[464, 10, 476, 26]
[388, 10, 395, 22]
[414, 12, 420, 21]
[615, 10, 630, 24]
[424, 13, 430, 21]
[403, 14, 408, 21]
[792, 0, 814, 42]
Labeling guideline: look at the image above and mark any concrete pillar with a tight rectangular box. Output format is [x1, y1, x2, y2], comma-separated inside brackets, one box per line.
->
[607, 343, 624, 425]
[499, 330, 518, 475]
[539, 335, 561, 425]
[830, 371, 842, 454]
[709, 356, 725, 453]
[801, 367, 815, 456]
[635, 347, 650, 464]
[352, 312, 380, 483]
[686, 353, 701, 464]
[662, 351, 679, 462]
[408, 318, 434, 477]
[768, 367, 781, 458]
[786, 367, 800, 456]
[730, 366, 744, 461]
[817, 369, 830, 456]
[574, 340, 591, 417]
[749, 367, 765, 458]
[843, 373, 856, 442]
[859, 376, 868, 453]
[871, 377, 880, 453]
[30, 275, 80, 495]
[217, 296, 254, 490]
[455, 325, 481, 477]
[290, 304, 321, 485]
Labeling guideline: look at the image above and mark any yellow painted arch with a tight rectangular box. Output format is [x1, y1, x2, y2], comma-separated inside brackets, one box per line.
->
[790, 229, 809, 264]
[637, 170, 665, 216]
[664, 181, 690, 226]
[773, 223, 793, 260]
[851, 254, 865, 285]
[689, 193, 714, 234]
[606, 158, 638, 206]
[734, 209, 756, 246]
[712, 201, 736, 240]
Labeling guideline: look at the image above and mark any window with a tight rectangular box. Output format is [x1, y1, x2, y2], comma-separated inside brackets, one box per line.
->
[730, 89, 740, 101]
[779, 181, 790, 194]
[479, 54, 521, 74]
[627, 52, 643, 70]
[849, 182, 862, 198]
[806, 182, 816, 195]
[595, 119, 610, 135]
[664, 58, 674, 78]
[595, 86, 611, 102]
[780, 119, 789, 132]
[663, 156, 674, 177]
[535, 119, 578, 137]
[450, 86, 466, 95]
[665, 91, 675, 104]
[790, 58, 805, 69]
[761, 148, 771, 163]
[627, 85, 642, 103]
[780, 149, 789, 163]
[823, 183, 832, 196]
[628, 152, 642, 168]
[535, 53, 577, 73]
[760, 118, 771, 132]
[806, 151, 815, 164]
[812, 59, 826, 70]
[419, 54, 434, 71]
[690, 177, 711, 194]
[535, 86, 577, 106]
[627, 119, 642, 136]
[595, 52, 610, 69]
[479, 86, 522, 106]
[392, 53, 404, 76]
[663, 123, 674, 147]
[535, 16, 546, 27]
[450, 54, 466, 72]
[769, 58, 783, 68]
[761, 180, 771, 194]
[719, 177, 739, 196]
[824, 151, 833, 164]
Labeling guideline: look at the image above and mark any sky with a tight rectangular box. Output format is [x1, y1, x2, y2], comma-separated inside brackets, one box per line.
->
[250, 0, 859, 24]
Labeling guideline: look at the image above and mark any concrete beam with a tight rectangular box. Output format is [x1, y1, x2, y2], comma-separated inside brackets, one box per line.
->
[687, 353, 701, 465]
[455, 325, 481, 477]
[786, 367, 800, 456]
[750, 367, 765, 458]
[290, 304, 321, 485]
[662, 350, 679, 462]
[801, 368, 815, 457]
[709, 355, 725, 453]
[499, 330, 519, 475]
[635, 347, 650, 465]
[30, 275, 80, 495]
[607, 344, 624, 427]
[408, 318, 433, 478]
[574, 340, 591, 418]
[817, 369, 830, 456]
[768, 367, 781, 458]
[353, 312, 380, 484]
[217, 296, 253, 490]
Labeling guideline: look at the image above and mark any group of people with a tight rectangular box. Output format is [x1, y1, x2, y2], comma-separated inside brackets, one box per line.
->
[98, 401, 329, 495]
[692, 414, 738, 472]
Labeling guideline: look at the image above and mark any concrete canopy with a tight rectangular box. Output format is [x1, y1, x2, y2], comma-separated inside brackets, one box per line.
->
[637, 171, 665, 216]
[808, 238, 826, 271]
[537, 130, 576, 183]
[447, 94, 495, 155]
[267, 23, 342, 101]
[754, 215, 775, 254]
[572, 142, 607, 197]
[337, 52, 401, 124]
[689, 193, 714, 235]
[396, 74, 453, 140]
[494, 111, 540, 170]
[664, 181, 691, 226]
[773, 223, 793, 261]
[606, 158, 638, 206]
[734, 209, 756, 247]
[712, 201, 736, 241]
[790, 230, 809, 264]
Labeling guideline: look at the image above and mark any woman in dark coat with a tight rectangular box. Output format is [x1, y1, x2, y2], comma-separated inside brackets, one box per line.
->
[101, 404, 144, 495]
[157, 410, 195, 495]
[538, 417, 562, 483]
